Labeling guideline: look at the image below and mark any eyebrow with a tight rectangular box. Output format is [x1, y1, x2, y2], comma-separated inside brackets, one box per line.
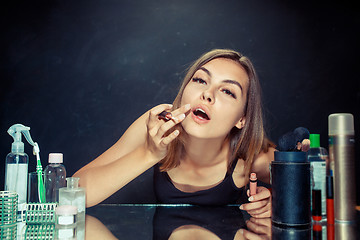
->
[198, 67, 243, 92]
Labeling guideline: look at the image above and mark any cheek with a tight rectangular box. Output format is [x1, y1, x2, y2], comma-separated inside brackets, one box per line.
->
[214, 102, 245, 125]
[181, 86, 197, 104]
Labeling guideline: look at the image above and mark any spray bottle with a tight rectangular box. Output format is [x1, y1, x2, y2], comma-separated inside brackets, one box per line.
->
[5, 124, 46, 218]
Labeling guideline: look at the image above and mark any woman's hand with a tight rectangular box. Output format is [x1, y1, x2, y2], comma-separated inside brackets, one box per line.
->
[237, 217, 271, 240]
[239, 186, 271, 218]
[145, 103, 191, 160]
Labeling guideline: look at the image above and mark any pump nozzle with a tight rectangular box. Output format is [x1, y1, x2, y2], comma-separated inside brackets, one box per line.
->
[8, 124, 30, 153]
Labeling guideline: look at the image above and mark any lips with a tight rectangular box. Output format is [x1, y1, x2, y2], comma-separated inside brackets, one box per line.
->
[191, 106, 211, 123]
[193, 108, 210, 120]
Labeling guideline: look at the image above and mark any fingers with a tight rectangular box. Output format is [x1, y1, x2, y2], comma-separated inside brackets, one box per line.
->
[146, 103, 190, 159]
[148, 104, 174, 129]
[240, 187, 272, 218]
[170, 103, 192, 117]
[245, 217, 272, 238]
[247, 187, 270, 202]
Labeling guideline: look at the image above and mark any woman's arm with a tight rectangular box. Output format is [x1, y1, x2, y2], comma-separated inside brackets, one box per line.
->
[239, 147, 276, 218]
[73, 111, 153, 207]
[250, 147, 276, 184]
[73, 104, 190, 207]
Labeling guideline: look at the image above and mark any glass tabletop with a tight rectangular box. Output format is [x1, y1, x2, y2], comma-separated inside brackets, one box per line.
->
[84, 204, 360, 240]
[2, 204, 359, 239]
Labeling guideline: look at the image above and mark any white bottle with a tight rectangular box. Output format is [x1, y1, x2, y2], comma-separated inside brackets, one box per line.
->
[44, 153, 67, 203]
[59, 177, 86, 222]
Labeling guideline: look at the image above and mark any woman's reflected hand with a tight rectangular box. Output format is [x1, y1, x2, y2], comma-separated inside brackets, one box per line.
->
[235, 217, 271, 240]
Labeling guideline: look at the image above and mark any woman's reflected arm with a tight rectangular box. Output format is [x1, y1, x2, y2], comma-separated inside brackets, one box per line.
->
[85, 215, 118, 240]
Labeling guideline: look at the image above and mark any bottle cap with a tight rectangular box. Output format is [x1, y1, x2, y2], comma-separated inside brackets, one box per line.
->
[328, 113, 354, 135]
[49, 153, 63, 163]
[250, 173, 257, 181]
[56, 205, 78, 215]
[309, 134, 320, 148]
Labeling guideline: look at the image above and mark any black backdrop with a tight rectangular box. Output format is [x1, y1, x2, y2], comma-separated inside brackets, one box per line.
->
[1, 0, 359, 204]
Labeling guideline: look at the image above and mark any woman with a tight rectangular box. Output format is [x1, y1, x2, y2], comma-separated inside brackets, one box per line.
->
[73, 49, 276, 218]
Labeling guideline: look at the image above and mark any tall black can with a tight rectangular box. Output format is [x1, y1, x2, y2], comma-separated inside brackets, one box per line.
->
[271, 151, 311, 227]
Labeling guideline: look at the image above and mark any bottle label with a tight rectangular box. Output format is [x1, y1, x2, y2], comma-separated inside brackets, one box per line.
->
[311, 161, 327, 215]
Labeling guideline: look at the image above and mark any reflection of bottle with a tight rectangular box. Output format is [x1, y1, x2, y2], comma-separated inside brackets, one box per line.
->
[307, 134, 327, 219]
[44, 153, 67, 203]
[328, 113, 356, 222]
[59, 177, 86, 222]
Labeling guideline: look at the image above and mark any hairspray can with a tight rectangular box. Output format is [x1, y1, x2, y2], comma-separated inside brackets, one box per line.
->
[328, 113, 356, 222]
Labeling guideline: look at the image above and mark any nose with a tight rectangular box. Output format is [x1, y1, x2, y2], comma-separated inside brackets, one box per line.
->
[201, 89, 215, 104]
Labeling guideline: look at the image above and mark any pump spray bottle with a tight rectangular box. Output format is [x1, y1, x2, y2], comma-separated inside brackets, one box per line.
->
[5, 124, 46, 218]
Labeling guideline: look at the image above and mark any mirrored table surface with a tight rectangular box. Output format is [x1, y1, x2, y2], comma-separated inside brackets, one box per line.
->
[4, 204, 359, 239]
[84, 204, 360, 240]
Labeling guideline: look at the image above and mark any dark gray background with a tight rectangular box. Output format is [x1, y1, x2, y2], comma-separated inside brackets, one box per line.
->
[1, 0, 359, 204]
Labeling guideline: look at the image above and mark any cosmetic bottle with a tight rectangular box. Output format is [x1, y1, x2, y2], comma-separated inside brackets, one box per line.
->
[328, 113, 356, 222]
[59, 177, 86, 222]
[44, 153, 67, 203]
[5, 124, 30, 218]
[307, 134, 327, 219]
[271, 151, 311, 227]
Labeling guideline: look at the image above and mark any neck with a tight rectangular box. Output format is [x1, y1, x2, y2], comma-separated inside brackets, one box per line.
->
[182, 136, 229, 168]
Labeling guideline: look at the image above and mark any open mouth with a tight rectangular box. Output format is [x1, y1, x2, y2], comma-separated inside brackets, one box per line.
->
[193, 108, 210, 120]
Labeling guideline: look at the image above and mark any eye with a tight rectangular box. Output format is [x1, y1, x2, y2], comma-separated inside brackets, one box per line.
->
[221, 88, 237, 99]
[192, 77, 207, 85]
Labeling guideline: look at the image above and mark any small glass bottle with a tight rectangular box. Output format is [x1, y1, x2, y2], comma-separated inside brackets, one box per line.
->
[58, 177, 85, 222]
[44, 153, 67, 203]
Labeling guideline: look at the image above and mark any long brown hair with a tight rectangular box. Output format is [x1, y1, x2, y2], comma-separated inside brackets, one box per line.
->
[159, 49, 273, 178]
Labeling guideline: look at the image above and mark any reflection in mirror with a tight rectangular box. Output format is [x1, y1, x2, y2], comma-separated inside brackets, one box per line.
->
[272, 224, 311, 240]
[335, 222, 357, 240]
[152, 206, 245, 240]
[85, 215, 118, 240]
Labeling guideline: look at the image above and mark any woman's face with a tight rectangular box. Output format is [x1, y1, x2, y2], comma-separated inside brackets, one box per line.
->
[180, 58, 249, 140]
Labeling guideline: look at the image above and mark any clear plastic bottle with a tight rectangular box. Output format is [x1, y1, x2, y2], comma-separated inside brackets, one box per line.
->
[59, 177, 86, 222]
[5, 124, 30, 216]
[307, 134, 328, 219]
[44, 153, 67, 203]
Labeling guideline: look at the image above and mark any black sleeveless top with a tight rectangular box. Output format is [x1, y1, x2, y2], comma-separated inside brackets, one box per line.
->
[153, 160, 244, 206]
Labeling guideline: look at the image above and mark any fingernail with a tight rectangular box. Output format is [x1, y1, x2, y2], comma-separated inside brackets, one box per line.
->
[248, 196, 254, 201]
[177, 113, 186, 121]
[184, 104, 191, 110]
[173, 130, 179, 136]
[239, 205, 243, 210]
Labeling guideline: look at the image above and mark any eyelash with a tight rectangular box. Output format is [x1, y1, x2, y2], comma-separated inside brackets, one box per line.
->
[192, 77, 237, 99]
[221, 89, 236, 99]
[192, 77, 206, 85]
